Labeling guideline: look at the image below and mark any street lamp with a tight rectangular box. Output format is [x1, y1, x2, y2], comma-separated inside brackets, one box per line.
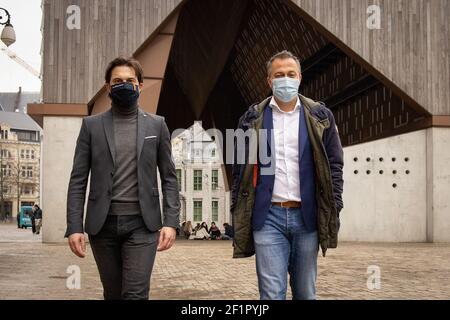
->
[0, 8, 16, 47]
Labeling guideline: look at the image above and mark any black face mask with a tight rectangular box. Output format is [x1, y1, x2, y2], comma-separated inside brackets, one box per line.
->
[109, 82, 140, 110]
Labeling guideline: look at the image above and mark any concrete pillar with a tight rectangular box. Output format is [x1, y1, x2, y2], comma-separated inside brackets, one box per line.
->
[42, 116, 84, 243]
[427, 127, 450, 242]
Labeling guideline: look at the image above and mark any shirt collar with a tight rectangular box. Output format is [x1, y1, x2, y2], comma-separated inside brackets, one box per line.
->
[269, 96, 301, 114]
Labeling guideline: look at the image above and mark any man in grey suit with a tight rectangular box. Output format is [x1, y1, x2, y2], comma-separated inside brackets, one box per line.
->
[66, 57, 180, 300]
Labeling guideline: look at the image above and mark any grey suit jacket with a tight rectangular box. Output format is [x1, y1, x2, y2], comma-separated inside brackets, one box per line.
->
[65, 108, 180, 237]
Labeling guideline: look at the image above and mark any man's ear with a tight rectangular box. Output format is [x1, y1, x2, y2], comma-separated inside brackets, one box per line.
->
[267, 77, 272, 90]
[105, 83, 111, 94]
[138, 83, 144, 92]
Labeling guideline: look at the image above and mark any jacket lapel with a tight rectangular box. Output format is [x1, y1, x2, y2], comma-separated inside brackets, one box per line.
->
[299, 100, 308, 162]
[137, 108, 147, 161]
[102, 109, 116, 167]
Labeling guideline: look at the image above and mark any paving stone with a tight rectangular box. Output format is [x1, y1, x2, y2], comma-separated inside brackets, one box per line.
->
[0, 223, 449, 300]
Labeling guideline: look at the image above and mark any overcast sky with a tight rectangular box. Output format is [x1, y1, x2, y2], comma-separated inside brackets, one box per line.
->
[0, 0, 42, 93]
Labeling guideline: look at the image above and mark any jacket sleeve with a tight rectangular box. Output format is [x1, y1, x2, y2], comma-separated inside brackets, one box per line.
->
[157, 118, 180, 229]
[323, 109, 344, 215]
[65, 118, 91, 237]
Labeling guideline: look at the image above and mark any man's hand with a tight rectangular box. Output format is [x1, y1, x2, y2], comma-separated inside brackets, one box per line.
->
[68, 233, 86, 258]
[157, 227, 176, 252]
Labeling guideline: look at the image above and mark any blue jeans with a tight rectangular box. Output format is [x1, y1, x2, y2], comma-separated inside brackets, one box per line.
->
[253, 205, 319, 300]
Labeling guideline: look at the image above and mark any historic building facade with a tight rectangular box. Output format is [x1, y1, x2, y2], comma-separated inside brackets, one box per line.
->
[171, 121, 231, 229]
[0, 111, 42, 220]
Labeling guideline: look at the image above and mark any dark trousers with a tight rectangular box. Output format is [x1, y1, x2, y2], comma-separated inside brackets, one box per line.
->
[88, 215, 158, 300]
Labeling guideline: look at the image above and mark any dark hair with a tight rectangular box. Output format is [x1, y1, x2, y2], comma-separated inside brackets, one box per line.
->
[104, 56, 144, 84]
[266, 50, 301, 76]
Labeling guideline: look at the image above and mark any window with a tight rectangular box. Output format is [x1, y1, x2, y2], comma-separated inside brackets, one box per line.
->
[26, 150, 30, 159]
[0, 130, 8, 140]
[27, 166, 33, 178]
[193, 200, 202, 222]
[13, 130, 38, 142]
[22, 186, 32, 195]
[20, 166, 33, 178]
[31, 150, 35, 160]
[1, 149, 10, 158]
[176, 169, 182, 191]
[21, 149, 25, 159]
[212, 200, 219, 222]
[1, 165, 11, 177]
[193, 170, 202, 191]
[211, 169, 219, 190]
[211, 148, 216, 157]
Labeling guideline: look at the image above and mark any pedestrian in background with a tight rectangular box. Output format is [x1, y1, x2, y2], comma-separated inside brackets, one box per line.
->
[33, 204, 43, 235]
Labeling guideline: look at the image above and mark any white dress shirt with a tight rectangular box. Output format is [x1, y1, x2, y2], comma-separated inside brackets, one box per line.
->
[269, 97, 301, 202]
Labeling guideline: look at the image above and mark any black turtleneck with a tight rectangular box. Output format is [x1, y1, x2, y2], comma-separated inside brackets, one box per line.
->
[109, 102, 141, 215]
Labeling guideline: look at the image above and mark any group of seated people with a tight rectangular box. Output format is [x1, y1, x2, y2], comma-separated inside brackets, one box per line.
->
[180, 221, 234, 240]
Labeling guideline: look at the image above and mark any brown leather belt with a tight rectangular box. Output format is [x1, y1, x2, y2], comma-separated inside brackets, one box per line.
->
[271, 201, 302, 208]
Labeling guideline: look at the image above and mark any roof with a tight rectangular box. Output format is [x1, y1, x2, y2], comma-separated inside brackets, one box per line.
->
[0, 111, 42, 132]
[0, 91, 41, 113]
[172, 121, 214, 142]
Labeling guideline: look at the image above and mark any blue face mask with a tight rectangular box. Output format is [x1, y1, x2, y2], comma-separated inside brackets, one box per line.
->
[272, 77, 300, 103]
[109, 82, 140, 109]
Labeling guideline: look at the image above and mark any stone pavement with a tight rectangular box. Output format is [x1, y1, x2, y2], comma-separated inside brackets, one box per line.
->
[0, 223, 449, 300]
